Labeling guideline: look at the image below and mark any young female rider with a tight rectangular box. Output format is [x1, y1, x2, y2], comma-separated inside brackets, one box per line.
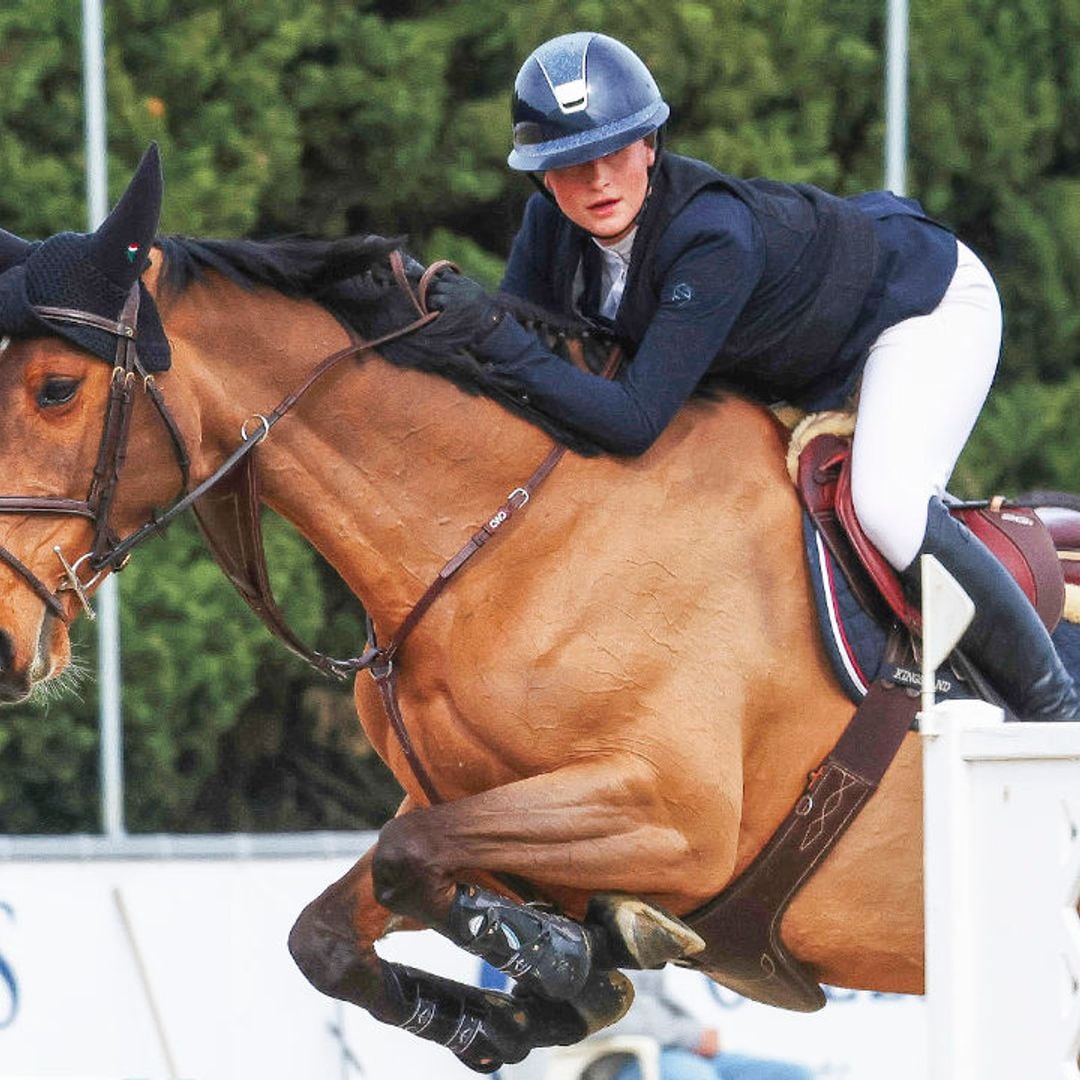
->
[428, 31, 1079, 721]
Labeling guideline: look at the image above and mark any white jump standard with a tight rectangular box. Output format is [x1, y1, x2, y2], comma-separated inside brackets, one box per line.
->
[919, 554, 1080, 1080]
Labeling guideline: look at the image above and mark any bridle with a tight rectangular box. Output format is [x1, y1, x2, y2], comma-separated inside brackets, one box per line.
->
[0, 284, 184, 622]
[0, 252, 443, 626]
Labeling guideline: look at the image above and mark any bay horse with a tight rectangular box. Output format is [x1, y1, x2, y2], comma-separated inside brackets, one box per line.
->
[0, 146, 954, 1070]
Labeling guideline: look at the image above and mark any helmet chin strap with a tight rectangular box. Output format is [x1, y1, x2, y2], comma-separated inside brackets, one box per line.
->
[527, 171, 554, 201]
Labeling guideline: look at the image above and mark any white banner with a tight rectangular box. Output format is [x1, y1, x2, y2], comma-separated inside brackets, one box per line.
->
[0, 857, 925, 1079]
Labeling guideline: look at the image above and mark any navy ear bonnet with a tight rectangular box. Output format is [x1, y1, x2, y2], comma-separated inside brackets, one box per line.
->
[0, 143, 171, 372]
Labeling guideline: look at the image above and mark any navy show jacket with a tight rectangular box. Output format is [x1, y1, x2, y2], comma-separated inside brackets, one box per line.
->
[480, 153, 958, 455]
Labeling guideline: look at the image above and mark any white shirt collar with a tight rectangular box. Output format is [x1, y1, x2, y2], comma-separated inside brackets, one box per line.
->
[592, 227, 637, 263]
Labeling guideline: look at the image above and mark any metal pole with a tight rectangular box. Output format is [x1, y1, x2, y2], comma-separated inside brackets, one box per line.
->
[884, 0, 909, 195]
[82, 0, 125, 838]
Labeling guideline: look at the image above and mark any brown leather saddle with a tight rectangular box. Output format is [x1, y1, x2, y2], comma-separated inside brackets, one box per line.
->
[797, 432, 1067, 636]
[682, 432, 1076, 1012]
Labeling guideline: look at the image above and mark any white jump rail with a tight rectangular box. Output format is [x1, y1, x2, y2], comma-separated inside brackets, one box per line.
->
[921, 702, 1080, 1079]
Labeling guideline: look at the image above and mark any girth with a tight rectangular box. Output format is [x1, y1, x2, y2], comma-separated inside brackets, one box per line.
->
[682, 639, 920, 1011]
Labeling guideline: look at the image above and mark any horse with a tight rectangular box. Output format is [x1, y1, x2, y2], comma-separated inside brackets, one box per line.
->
[0, 145, 1013, 1071]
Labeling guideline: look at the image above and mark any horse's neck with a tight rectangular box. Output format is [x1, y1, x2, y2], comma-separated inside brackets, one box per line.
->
[177, 285, 558, 628]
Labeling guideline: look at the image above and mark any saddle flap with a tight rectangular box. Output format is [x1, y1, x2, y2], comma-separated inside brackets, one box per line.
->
[832, 456, 919, 628]
[955, 503, 1065, 632]
[796, 435, 896, 626]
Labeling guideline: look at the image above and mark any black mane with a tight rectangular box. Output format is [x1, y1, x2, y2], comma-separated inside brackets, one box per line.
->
[155, 234, 614, 455]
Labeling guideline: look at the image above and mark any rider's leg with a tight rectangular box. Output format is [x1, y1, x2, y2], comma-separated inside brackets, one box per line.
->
[906, 497, 1080, 719]
[851, 241, 1079, 719]
[851, 240, 1001, 573]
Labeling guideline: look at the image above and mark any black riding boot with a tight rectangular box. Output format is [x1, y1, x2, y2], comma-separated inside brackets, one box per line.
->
[902, 497, 1080, 721]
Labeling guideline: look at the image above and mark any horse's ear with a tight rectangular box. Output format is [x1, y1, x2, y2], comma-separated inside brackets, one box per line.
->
[90, 143, 162, 288]
[0, 228, 31, 273]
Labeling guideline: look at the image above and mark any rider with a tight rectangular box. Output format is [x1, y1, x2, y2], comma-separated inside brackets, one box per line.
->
[428, 31, 1080, 722]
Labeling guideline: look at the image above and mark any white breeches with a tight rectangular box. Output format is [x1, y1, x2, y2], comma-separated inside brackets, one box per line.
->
[850, 241, 1002, 571]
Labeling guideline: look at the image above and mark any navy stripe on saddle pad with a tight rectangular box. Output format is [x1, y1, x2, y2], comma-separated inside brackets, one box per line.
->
[802, 513, 1080, 704]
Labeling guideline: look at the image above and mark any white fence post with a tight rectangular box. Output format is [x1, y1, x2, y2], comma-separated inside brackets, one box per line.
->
[921, 703, 1080, 1079]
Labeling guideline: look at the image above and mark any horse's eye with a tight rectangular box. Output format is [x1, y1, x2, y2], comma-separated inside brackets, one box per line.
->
[37, 377, 80, 408]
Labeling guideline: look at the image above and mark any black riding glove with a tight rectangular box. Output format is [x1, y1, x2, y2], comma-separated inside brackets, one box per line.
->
[426, 268, 503, 346]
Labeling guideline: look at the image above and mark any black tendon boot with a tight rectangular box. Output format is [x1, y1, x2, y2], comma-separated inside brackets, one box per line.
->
[446, 885, 594, 1000]
[902, 497, 1080, 721]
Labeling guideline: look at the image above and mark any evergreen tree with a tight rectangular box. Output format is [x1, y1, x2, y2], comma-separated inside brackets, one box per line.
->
[1, 0, 1077, 833]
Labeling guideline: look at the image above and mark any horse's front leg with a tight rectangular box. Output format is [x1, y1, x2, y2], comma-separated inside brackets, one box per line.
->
[371, 759, 707, 1019]
[288, 802, 589, 1073]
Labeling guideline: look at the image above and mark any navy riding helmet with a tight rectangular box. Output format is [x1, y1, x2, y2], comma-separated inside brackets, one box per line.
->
[508, 32, 670, 172]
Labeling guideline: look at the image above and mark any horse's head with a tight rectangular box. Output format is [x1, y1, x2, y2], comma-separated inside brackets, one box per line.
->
[0, 146, 194, 701]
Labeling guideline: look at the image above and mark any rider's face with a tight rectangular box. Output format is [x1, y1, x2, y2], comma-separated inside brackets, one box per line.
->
[543, 139, 656, 245]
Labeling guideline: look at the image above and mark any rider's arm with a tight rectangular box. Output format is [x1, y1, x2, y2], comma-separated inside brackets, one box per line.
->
[478, 196, 765, 455]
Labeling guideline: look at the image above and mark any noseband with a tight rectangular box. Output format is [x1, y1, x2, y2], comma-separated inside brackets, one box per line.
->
[0, 253, 443, 625]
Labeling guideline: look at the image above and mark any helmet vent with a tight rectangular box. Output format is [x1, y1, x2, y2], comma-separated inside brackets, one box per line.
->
[553, 78, 588, 114]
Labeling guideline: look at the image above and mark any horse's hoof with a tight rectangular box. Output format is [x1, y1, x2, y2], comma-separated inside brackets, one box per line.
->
[455, 990, 578, 1073]
[506, 987, 591, 1046]
[586, 892, 706, 969]
[564, 967, 634, 1035]
[508, 967, 631, 1043]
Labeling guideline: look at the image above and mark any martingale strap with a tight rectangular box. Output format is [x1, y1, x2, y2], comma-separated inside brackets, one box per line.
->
[360, 443, 568, 805]
[354, 342, 622, 806]
[193, 415, 571, 802]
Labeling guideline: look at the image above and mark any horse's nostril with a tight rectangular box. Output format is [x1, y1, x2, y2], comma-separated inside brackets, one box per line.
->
[0, 631, 32, 703]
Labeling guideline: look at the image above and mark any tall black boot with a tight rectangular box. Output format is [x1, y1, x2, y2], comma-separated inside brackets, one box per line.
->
[902, 497, 1080, 721]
